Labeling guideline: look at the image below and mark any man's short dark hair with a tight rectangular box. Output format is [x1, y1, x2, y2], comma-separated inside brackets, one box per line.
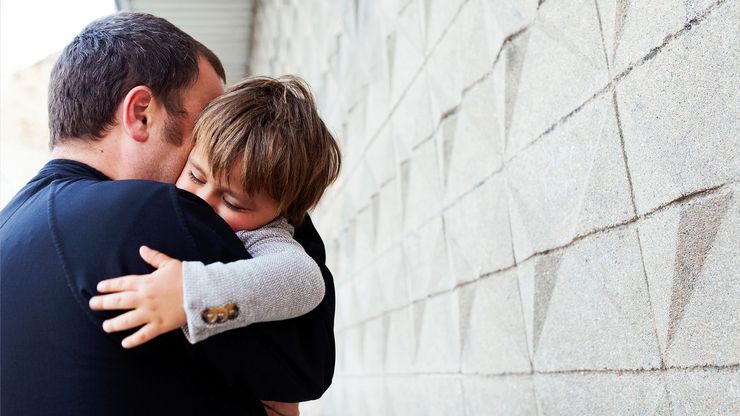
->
[48, 12, 226, 148]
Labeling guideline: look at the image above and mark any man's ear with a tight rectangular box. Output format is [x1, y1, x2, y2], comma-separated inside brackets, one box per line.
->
[122, 86, 154, 143]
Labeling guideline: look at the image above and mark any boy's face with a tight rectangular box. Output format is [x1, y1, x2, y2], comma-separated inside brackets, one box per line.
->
[175, 147, 281, 232]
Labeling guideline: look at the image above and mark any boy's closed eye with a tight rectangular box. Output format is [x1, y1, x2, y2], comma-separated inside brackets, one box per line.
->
[187, 165, 249, 211]
[222, 196, 247, 211]
[176, 148, 282, 231]
[188, 170, 206, 185]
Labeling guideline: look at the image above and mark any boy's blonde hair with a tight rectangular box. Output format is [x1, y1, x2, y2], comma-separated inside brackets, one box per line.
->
[192, 75, 341, 225]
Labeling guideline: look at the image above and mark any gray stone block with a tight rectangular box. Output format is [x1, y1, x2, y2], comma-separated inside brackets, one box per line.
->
[322, 235, 341, 283]
[460, 270, 532, 374]
[359, 379, 391, 416]
[365, 78, 392, 141]
[362, 317, 387, 375]
[391, 70, 436, 152]
[596, 0, 717, 75]
[638, 184, 739, 367]
[506, 94, 634, 261]
[353, 205, 376, 272]
[421, 375, 466, 416]
[357, 3, 391, 78]
[341, 325, 366, 374]
[414, 292, 461, 373]
[667, 366, 740, 415]
[425, 0, 465, 54]
[385, 307, 416, 373]
[374, 247, 409, 313]
[375, 0, 404, 27]
[311, 207, 341, 258]
[334, 279, 358, 330]
[382, 376, 418, 416]
[402, 216, 454, 301]
[526, 226, 661, 371]
[615, 0, 740, 215]
[353, 267, 383, 322]
[485, 0, 538, 40]
[504, 0, 609, 159]
[403, 136, 443, 231]
[463, 375, 537, 416]
[534, 371, 669, 415]
[426, 20, 465, 121]
[326, 377, 360, 416]
[322, 72, 345, 126]
[334, 330, 348, 374]
[332, 221, 356, 284]
[347, 95, 369, 154]
[343, 160, 379, 219]
[375, 178, 404, 253]
[390, 0, 425, 103]
[385, 375, 465, 416]
[515, 258, 537, 360]
[425, 0, 535, 118]
[365, 121, 396, 187]
[321, 377, 388, 416]
[443, 71, 506, 203]
[444, 173, 514, 284]
[458, 0, 504, 89]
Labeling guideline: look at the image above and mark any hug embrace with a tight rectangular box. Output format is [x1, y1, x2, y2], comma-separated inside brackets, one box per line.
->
[0, 12, 339, 416]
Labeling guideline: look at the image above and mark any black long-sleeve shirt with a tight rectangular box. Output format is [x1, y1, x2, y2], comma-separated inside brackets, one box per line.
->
[0, 159, 335, 415]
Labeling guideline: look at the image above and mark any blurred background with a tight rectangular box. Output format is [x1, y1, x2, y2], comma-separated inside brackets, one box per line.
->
[1, 0, 737, 414]
[0, 0, 117, 206]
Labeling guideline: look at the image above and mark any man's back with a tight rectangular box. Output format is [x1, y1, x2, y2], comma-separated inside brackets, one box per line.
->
[1, 160, 334, 415]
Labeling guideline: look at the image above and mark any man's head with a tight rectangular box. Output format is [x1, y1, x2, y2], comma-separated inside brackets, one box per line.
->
[176, 76, 341, 228]
[48, 12, 226, 182]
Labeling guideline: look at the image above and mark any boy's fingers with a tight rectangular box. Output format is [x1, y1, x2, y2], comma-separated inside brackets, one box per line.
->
[121, 323, 160, 349]
[139, 246, 174, 270]
[97, 275, 139, 293]
[89, 292, 138, 311]
[102, 310, 147, 333]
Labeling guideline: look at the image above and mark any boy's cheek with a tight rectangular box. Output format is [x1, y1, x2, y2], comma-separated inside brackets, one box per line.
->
[222, 212, 259, 233]
[219, 211, 243, 232]
[175, 173, 194, 193]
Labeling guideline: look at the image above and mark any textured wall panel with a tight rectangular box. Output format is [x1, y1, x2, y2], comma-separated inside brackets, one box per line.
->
[248, 0, 739, 413]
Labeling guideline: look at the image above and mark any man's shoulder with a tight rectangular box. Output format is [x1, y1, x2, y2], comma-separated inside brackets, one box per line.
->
[51, 178, 245, 263]
[62, 178, 192, 207]
[55, 178, 212, 221]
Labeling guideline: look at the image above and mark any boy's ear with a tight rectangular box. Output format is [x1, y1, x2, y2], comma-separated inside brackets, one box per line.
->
[121, 86, 153, 143]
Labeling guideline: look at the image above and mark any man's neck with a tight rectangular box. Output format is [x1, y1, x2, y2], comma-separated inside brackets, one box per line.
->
[50, 139, 120, 180]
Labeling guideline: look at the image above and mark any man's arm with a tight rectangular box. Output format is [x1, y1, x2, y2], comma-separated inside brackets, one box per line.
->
[75, 183, 333, 402]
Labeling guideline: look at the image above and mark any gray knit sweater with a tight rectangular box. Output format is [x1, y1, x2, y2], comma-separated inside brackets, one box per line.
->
[180, 217, 325, 343]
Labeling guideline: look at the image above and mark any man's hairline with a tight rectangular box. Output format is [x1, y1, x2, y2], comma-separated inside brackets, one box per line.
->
[51, 54, 223, 149]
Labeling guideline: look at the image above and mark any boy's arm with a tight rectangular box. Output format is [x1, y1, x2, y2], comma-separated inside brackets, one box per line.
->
[187, 213, 335, 402]
[181, 217, 325, 343]
[88, 187, 333, 402]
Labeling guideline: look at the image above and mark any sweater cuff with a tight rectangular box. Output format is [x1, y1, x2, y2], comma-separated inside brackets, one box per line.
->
[180, 261, 210, 344]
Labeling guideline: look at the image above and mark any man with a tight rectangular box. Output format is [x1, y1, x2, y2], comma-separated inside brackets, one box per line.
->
[0, 12, 334, 415]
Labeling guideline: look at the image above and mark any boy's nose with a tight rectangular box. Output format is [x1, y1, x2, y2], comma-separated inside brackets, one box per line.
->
[196, 189, 219, 210]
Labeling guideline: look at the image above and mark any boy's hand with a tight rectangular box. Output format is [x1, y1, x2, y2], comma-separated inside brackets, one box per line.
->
[89, 246, 186, 348]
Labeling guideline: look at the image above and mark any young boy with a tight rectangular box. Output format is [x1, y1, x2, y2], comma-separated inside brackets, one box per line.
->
[89, 76, 340, 350]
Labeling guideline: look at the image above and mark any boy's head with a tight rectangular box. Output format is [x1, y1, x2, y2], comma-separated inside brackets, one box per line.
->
[176, 76, 341, 230]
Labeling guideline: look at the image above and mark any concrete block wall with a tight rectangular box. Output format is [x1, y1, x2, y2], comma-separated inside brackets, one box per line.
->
[248, 0, 739, 414]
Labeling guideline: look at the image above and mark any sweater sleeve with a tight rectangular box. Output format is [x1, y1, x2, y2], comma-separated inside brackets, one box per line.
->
[180, 217, 325, 343]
